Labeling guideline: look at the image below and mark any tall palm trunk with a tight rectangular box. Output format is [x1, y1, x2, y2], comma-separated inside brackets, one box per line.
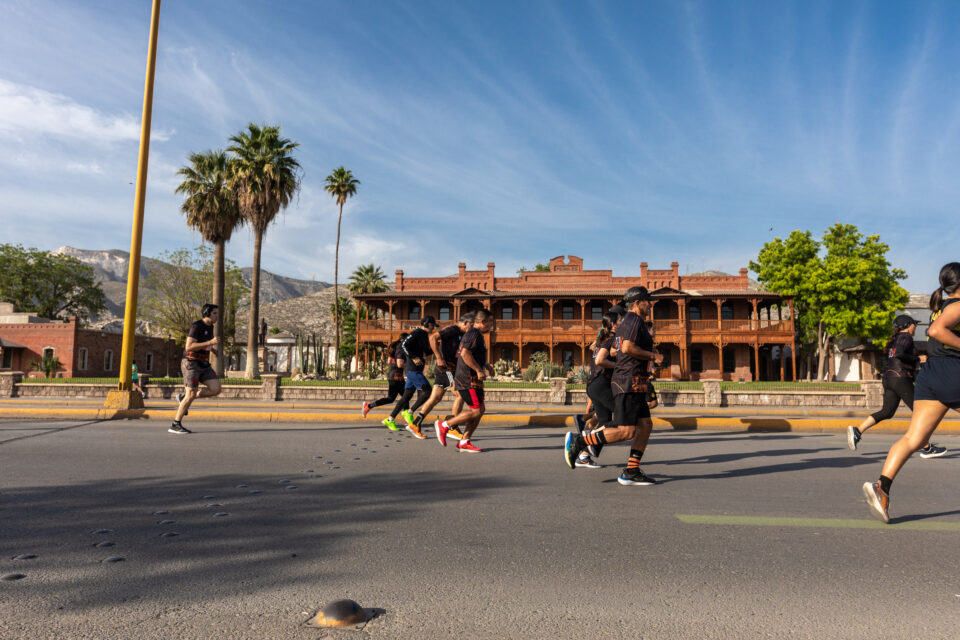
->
[334, 202, 343, 378]
[212, 239, 225, 376]
[244, 229, 263, 379]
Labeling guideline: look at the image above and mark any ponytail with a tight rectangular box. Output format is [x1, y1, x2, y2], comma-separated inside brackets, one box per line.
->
[930, 262, 960, 311]
[930, 288, 944, 312]
[595, 314, 616, 346]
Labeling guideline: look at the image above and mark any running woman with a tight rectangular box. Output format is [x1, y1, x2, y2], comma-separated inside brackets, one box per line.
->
[645, 320, 659, 410]
[863, 263, 960, 523]
[362, 332, 409, 429]
[847, 316, 946, 457]
[564, 287, 662, 485]
[170, 304, 222, 434]
[435, 308, 494, 453]
[409, 312, 474, 437]
[392, 316, 438, 438]
[575, 312, 621, 468]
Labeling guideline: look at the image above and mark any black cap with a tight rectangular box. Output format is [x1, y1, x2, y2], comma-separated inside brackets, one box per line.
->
[623, 286, 652, 303]
[609, 304, 626, 317]
[893, 314, 917, 331]
[421, 315, 437, 328]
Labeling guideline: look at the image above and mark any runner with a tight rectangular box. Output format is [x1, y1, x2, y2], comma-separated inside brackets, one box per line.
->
[435, 308, 494, 453]
[847, 316, 946, 457]
[392, 316, 438, 438]
[863, 263, 960, 523]
[170, 304, 222, 434]
[131, 360, 143, 395]
[563, 287, 662, 485]
[362, 332, 409, 430]
[575, 312, 621, 469]
[408, 312, 474, 438]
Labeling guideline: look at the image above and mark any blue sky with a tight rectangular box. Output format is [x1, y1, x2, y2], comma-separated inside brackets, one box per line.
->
[1, 0, 957, 293]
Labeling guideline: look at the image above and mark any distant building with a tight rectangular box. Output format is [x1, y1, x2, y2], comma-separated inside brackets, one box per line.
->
[354, 257, 797, 381]
[0, 303, 179, 378]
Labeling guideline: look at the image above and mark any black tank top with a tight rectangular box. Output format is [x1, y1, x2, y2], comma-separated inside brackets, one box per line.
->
[927, 297, 960, 359]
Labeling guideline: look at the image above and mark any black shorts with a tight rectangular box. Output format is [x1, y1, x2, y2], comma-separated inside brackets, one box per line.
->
[435, 369, 455, 388]
[614, 392, 650, 425]
[914, 358, 960, 408]
[181, 358, 217, 388]
[457, 388, 485, 410]
[387, 378, 405, 398]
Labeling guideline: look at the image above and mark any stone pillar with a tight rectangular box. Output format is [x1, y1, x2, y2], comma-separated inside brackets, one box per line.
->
[262, 373, 281, 401]
[862, 380, 882, 407]
[702, 379, 721, 406]
[1, 371, 23, 398]
[549, 377, 567, 404]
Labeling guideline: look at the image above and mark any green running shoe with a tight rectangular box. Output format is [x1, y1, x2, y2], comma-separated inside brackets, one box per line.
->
[382, 417, 400, 432]
[401, 409, 416, 426]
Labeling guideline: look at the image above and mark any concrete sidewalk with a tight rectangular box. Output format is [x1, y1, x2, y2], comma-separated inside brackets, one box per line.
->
[2, 396, 957, 434]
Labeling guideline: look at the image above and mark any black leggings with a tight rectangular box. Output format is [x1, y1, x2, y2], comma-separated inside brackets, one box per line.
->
[587, 376, 615, 426]
[391, 385, 431, 418]
[870, 374, 914, 423]
[371, 380, 406, 408]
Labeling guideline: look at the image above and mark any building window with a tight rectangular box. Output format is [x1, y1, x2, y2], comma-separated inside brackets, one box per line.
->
[438, 304, 451, 321]
[721, 303, 734, 320]
[688, 303, 701, 320]
[408, 303, 421, 320]
[691, 348, 703, 372]
[501, 346, 514, 361]
[1, 348, 12, 369]
[561, 349, 574, 369]
[104, 349, 114, 371]
[501, 305, 513, 320]
[561, 303, 574, 320]
[145, 353, 154, 372]
[43, 347, 55, 360]
[78, 347, 88, 371]
[531, 302, 544, 320]
[723, 346, 736, 373]
[591, 304, 603, 320]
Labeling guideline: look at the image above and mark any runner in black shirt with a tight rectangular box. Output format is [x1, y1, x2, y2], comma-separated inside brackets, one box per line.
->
[409, 312, 474, 435]
[390, 316, 437, 438]
[362, 333, 409, 428]
[864, 263, 960, 522]
[435, 309, 494, 452]
[574, 312, 620, 468]
[564, 287, 662, 485]
[170, 304, 222, 434]
[847, 316, 945, 457]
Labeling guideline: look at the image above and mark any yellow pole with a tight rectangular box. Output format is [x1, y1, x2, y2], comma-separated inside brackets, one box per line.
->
[106, 0, 161, 410]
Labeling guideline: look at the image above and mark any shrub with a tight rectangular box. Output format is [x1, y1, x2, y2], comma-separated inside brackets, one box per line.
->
[493, 359, 521, 377]
[568, 366, 591, 384]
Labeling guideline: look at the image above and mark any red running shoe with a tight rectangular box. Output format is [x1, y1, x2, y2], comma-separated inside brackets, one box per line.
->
[435, 420, 448, 447]
[361, 402, 372, 418]
[457, 439, 482, 453]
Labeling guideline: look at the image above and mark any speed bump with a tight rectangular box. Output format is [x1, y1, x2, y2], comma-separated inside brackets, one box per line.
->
[305, 599, 368, 628]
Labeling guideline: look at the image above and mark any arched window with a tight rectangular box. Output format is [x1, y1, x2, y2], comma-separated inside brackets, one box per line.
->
[42, 347, 55, 360]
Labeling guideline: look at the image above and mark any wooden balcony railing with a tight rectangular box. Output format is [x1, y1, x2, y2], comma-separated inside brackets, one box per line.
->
[358, 317, 793, 336]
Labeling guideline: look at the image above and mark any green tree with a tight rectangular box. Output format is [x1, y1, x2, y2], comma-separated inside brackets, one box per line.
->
[323, 166, 360, 378]
[175, 149, 243, 376]
[750, 224, 908, 381]
[330, 296, 357, 371]
[228, 123, 301, 379]
[139, 246, 248, 348]
[348, 263, 388, 295]
[517, 263, 550, 274]
[0, 244, 106, 324]
[29, 352, 62, 378]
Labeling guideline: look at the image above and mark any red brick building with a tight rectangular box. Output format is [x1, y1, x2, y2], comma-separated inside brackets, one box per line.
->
[354, 256, 796, 381]
[0, 304, 179, 378]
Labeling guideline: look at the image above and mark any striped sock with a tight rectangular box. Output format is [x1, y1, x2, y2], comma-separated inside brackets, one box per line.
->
[626, 449, 643, 469]
[581, 431, 607, 448]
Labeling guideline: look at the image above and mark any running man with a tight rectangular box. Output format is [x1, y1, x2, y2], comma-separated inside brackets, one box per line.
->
[435, 308, 494, 453]
[564, 287, 662, 485]
[645, 320, 659, 410]
[170, 304, 222, 434]
[846, 316, 946, 457]
[362, 332, 409, 426]
[863, 263, 960, 522]
[391, 316, 437, 438]
[408, 312, 474, 437]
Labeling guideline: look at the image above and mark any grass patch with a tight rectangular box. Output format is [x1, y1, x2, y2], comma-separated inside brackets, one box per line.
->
[281, 379, 389, 387]
[720, 381, 861, 392]
[654, 381, 704, 391]
[19, 376, 262, 386]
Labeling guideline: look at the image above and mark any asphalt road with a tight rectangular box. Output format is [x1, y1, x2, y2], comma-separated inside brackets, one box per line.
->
[1, 417, 958, 639]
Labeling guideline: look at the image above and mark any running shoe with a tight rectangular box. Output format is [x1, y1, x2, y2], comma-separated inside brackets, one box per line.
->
[846, 426, 861, 451]
[401, 409, 416, 426]
[919, 443, 947, 459]
[168, 422, 192, 435]
[361, 402, 372, 418]
[176, 392, 188, 417]
[617, 468, 656, 486]
[564, 432, 584, 470]
[447, 427, 465, 441]
[863, 481, 890, 523]
[406, 422, 427, 439]
[382, 417, 401, 432]
[574, 414, 587, 437]
[435, 420, 448, 447]
[457, 439, 482, 453]
[575, 454, 600, 469]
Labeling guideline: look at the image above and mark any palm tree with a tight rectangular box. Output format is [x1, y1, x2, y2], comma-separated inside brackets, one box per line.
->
[347, 263, 388, 295]
[227, 124, 301, 379]
[323, 166, 360, 378]
[175, 150, 242, 376]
